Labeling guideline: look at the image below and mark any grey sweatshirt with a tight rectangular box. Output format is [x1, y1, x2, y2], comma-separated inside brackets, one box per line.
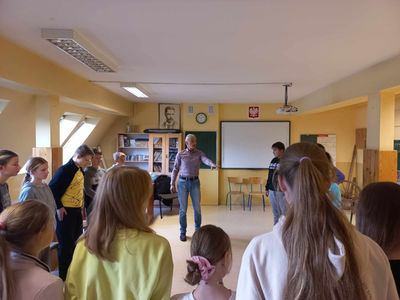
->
[18, 182, 57, 227]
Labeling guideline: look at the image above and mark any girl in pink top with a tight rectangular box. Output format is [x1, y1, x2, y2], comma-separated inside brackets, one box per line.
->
[0, 200, 63, 300]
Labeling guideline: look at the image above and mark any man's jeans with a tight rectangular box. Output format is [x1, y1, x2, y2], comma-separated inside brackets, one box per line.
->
[269, 190, 286, 225]
[178, 178, 201, 234]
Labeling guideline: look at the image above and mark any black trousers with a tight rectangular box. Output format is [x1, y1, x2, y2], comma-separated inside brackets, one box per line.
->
[56, 207, 83, 281]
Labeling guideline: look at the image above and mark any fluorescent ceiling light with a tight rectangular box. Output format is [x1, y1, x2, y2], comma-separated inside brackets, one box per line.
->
[41, 29, 116, 72]
[120, 83, 149, 98]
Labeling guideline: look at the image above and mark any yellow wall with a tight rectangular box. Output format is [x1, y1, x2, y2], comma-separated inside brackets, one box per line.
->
[133, 103, 220, 205]
[0, 85, 127, 200]
[0, 36, 132, 116]
[130, 102, 367, 205]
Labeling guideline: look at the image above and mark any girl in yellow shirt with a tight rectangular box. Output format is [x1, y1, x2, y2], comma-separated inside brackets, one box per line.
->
[65, 166, 173, 300]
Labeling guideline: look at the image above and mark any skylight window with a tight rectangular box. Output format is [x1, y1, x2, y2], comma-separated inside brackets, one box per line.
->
[0, 99, 10, 114]
[60, 114, 99, 163]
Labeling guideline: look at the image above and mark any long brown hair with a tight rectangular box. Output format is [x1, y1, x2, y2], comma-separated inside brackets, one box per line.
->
[279, 142, 365, 299]
[83, 166, 153, 261]
[356, 182, 400, 254]
[0, 200, 52, 299]
[22, 157, 48, 184]
[185, 224, 231, 285]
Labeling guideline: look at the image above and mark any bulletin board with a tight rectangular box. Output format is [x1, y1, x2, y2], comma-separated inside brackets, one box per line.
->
[300, 134, 337, 165]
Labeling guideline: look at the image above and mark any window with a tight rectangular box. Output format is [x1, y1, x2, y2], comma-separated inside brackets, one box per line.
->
[60, 113, 99, 163]
[0, 99, 10, 114]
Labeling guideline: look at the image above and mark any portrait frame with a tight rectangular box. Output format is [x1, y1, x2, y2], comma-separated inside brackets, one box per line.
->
[159, 103, 181, 130]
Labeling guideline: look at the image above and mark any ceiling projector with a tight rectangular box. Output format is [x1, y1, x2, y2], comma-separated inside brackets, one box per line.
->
[276, 83, 298, 114]
[276, 105, 298, 114]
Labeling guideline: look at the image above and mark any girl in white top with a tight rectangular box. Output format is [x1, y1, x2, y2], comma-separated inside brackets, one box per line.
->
[237, 142, 398, 300]
[0, 200, 63, 300]
[171, 224, 235, 300]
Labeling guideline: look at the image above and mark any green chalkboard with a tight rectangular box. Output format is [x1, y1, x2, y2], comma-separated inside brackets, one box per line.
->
[394, 140, 400, 170]
[185, 131, 217, 169]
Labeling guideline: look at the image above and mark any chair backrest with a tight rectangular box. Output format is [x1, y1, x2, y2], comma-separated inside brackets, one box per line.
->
[247, 177, 264, 192]
[228, 177, 243, 184]
[247, 177, 263, 185]
[154, 175, 171, 199]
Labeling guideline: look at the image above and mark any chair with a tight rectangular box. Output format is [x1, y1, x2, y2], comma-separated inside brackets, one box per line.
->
[226, 177, 246, 210]
[338, 179, 361, 223]
[153, 174, 178, 218]
[247, 177, 266, 211]
[158, 193, 178, 219]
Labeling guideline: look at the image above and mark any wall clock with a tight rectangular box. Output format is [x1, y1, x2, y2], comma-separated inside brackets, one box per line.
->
[195, 112, 207, 124]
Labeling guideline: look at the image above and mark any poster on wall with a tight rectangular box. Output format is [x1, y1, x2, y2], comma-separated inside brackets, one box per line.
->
[248, 106, 260, 119]
[300, 134, 337, 165]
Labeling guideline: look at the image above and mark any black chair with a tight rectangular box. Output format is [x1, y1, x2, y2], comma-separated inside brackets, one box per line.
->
[153, 175, 178, 218]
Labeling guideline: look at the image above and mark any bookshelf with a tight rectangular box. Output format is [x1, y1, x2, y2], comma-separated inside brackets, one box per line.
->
[117, 133, 149, 170]
[149, 133, 182, 174]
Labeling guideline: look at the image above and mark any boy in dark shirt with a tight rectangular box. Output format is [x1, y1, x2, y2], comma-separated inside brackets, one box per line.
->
[50, 145, 94, 280]
[265, 142, 285, 225]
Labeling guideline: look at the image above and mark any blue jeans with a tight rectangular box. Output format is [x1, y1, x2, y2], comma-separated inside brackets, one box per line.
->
[269, 190, 286, 225]
[178, 178, 201, 234]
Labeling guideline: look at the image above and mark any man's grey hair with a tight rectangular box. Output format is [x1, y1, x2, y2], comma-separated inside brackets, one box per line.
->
[185, 134, 196, 142]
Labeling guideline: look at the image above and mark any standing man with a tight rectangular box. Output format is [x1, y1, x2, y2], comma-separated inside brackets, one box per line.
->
[84, 148, 106, 221]
[170, 134, 217, 242]
[265, 141, 286, 225]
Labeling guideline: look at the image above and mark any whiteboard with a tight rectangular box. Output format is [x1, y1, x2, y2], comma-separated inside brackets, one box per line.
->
[221, 121, 290, 169]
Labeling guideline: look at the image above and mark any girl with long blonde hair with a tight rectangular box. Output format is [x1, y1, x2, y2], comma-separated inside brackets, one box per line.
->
[237, 142, 397, 299]
[65, 166, 173, 300]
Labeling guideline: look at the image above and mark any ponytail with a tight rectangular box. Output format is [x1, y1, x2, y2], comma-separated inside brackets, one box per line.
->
[184, 225, 231, 286]
[279, 143, 366, 299]
[184, 260, 202, 285]
[0, 224, 14, 299]
[22, 172, 31, 184]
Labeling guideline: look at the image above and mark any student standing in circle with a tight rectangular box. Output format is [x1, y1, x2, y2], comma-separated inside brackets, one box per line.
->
[170, 134, 217, 242]
[265, 142, 285, 225]
[237, 143, 397, 299]
[49, 145, 94, 281]
[0, 150, 20, 213]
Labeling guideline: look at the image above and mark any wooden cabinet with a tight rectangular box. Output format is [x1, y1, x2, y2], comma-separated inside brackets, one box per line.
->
[149, 133, 182, 174]
[117, 133, 149, 171]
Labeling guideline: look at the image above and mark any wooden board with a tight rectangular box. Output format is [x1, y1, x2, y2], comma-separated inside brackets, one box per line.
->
[363, 149, 397, 185]
[363, 149, 379, 186]
[379, 151, 397, 182]
[356, 128, 367, 149]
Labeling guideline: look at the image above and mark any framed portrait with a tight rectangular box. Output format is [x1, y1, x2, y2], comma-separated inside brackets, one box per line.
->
[159, 103, 180, 130]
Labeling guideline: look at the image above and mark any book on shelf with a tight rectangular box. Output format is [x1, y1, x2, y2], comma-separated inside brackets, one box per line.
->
[153, 151, 162, 161]
[153, 164, 162, 172]
[153, 137, 163, 148]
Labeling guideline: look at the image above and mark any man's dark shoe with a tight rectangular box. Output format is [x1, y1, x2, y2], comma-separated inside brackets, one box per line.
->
[180, 233, 187, 242]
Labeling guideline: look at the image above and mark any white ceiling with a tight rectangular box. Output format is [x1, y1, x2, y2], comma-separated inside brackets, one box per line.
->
[1, 0, 400, 103]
